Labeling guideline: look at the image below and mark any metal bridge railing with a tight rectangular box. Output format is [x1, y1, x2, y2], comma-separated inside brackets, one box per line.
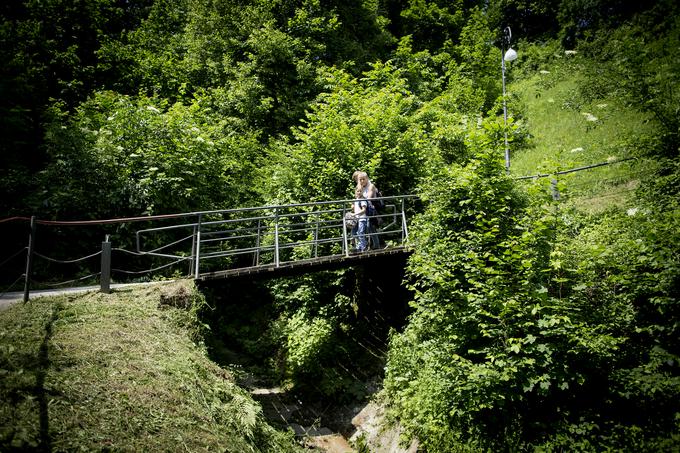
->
[1, 195, 416, 301]
[135, 195, 416, 277]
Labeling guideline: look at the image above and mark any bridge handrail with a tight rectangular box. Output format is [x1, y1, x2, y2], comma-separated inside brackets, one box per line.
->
[134, 195, 416, 277]
[134, 196, 413, 234]
[7, 195, 417, 300]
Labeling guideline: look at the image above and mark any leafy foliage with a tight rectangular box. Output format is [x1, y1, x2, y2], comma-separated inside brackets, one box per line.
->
[384, 142, 680, 449]
[0, 0, 145, 215]
[398, 0, 467, 52]
[36, 91, 265, 218]
[576, 2, 680, 157]
[1, 1, 679, 450]
[267, 64, 429, 204]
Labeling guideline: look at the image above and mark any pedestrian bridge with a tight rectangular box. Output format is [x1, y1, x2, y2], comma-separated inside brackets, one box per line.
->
[135, 195, 417, 282]
[2, 195, 417, 301]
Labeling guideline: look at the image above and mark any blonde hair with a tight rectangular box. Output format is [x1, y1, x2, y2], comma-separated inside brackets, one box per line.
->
[352, 170, 367, 183]
[352, 170, 376, 198]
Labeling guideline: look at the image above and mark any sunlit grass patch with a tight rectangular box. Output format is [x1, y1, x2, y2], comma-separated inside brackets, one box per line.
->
[0, 280, 299, 451]
[510, 56, 657, 213]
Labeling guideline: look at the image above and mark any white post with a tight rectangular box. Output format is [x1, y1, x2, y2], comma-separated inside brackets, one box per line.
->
[502, 51, 510, 175]
[501, 26, 516, 175]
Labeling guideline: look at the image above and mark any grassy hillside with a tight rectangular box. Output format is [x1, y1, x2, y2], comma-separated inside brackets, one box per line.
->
[510, 51, 659, 212]
[0, 281, 300, 452]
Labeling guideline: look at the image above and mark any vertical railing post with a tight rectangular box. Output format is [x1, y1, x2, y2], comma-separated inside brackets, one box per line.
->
[314, 213, 319, 258]
[189, 224, 197, 276]
[100, 235, 111, 294]
[274, 209, 280, 267]
[254, 219, 261, 266]
[194, 214, 202, 278]
[343, 210, 350, 257]
[401, 198, 409, 243]
[23, 216, 36, 303]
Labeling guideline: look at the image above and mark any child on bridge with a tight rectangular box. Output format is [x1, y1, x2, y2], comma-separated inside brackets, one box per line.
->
[352, 186, 369, 252]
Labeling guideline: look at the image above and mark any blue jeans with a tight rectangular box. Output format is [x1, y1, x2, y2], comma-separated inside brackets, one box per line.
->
[353, 218, 368, 251]
[368, 218, 380, 249]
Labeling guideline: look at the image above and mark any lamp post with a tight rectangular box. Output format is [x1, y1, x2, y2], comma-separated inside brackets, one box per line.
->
[501, 26, 517, 175]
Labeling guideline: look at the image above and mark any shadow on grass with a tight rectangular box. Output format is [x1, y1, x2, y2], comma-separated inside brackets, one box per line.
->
[1, 300, 62, 450]
[36, 302, 60, 452]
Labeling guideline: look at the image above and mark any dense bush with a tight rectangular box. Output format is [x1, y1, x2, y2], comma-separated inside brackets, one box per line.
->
[383, 140, 680, 450]
[36, 91, 267, 219]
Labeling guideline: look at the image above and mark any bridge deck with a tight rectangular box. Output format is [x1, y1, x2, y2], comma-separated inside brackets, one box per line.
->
[196, 246, 410, 281]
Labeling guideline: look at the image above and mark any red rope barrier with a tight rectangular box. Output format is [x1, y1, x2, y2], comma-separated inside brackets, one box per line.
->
[0, 212, 194, 226]
[34, 212, 192, 226]
[0, 216, 31, 224]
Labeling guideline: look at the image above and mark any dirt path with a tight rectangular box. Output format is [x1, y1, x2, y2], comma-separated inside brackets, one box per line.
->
[0, 281, 174, 310]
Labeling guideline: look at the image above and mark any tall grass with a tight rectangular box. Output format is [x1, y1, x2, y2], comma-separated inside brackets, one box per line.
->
[509, 52, 659, 212]
[0, 280, 300, 452]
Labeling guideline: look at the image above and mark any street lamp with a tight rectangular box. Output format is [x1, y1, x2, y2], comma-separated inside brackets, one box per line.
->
[501, 26, 517, 175]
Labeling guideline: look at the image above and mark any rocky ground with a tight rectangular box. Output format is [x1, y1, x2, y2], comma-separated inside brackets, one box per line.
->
[243, 375, 418, 453]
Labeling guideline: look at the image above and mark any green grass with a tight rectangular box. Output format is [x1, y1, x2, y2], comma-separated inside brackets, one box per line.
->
[0, 280, 300, 452]
[509, 54, 659, 213]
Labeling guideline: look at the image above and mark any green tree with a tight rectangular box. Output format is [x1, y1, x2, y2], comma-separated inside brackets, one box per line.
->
[485, 0, 560, 42]
[98, 0, 190, 99]
[557, 0, 651, 47]
[398, 0, 467, 52]
[451, 7, 501, 111]
[37, 91, 265, 219]
[0, 0, 149, 215]
[265, 64, 430, 205]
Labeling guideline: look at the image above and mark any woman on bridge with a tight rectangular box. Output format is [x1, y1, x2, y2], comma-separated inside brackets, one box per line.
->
[352, 170, 377, 200]
[352, 171, 380, 249]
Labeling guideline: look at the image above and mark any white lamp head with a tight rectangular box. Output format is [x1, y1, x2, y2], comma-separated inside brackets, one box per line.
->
[504, 48, 518, 62]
